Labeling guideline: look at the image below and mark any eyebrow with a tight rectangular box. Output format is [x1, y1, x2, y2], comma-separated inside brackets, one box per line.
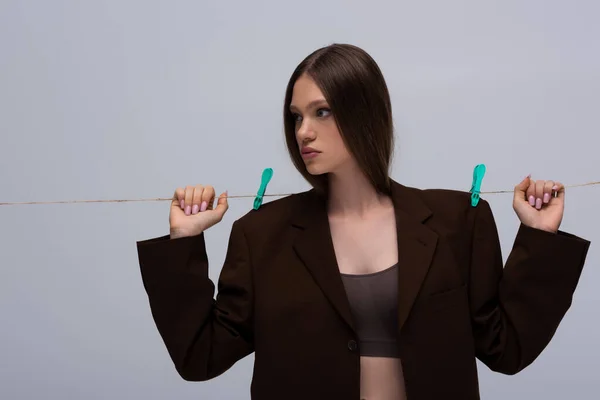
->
[289, 99, 329, 113]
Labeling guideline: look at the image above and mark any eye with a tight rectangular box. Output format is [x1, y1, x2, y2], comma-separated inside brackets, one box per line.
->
[292, 113, 303, 123]
[316, 108, 331, 118]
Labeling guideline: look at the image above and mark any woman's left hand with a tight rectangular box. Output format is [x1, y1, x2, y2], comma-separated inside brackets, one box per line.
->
[513, 175, 565, 233]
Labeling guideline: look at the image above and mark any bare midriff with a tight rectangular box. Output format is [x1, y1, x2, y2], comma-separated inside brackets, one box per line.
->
[359, 356, 407, 400]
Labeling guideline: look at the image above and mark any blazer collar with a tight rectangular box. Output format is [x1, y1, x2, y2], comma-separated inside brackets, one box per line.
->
[291, 179, 438, 334]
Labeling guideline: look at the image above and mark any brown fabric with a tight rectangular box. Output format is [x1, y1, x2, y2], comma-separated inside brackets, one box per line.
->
[136, 179, 591, 400]
[340, 264, 400, 358]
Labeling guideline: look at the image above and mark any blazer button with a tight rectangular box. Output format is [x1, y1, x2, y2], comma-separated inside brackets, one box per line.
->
[348, 340, 358, 351]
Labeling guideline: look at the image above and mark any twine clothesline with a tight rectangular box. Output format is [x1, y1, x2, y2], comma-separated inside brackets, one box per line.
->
[0, 181, 598, 206]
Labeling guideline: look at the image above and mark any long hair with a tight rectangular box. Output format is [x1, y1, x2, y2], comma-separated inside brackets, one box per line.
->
[283, 43, 395, 197]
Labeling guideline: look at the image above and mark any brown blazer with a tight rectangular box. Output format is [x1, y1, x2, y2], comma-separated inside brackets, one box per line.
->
[136, 179, 591, 399]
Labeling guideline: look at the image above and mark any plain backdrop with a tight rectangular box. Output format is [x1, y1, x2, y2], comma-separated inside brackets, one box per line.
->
[1, 1, 598, 399]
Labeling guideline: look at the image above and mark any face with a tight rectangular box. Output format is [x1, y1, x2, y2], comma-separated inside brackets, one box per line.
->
[289, 74, 353, 176]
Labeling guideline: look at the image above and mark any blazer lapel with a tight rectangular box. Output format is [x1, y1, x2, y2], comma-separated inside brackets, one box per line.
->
[292, 191, 356, 333]
[290, 180, 438, 335]
[389, 180, 438, 331]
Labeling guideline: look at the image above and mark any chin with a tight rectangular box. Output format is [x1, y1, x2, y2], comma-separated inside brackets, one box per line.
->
[305, 164, 329, 176]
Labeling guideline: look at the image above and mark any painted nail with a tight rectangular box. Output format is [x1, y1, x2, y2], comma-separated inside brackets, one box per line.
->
[552, 185, 558, 191]
[529, 195, 535, 206]
[192, 204, 199, 214]
[185, 205, 191, 215]
[535, 198, 542, 209]
[543, 193, 550, 203]
[200, 201, 208, 212]
[180, 199, 184, 209]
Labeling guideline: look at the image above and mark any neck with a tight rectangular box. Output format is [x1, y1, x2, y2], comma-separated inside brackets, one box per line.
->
[326, 163, 392, 218]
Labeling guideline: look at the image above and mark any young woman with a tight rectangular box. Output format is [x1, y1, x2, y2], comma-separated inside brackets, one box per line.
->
[136, 44, 591, 399]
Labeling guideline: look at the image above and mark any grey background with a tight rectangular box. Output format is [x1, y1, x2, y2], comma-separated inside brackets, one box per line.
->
[1, 0, 598, 399]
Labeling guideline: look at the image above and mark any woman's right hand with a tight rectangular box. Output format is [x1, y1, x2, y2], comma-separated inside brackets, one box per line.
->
[169, 185, 229, 239]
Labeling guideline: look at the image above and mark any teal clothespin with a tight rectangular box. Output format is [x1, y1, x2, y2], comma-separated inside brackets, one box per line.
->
[469, 164, 486, 207]
[253, 168, 273, 210]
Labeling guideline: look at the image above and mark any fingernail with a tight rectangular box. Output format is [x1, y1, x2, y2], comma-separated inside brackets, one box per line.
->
[192, 204, 199, 214]
[180, 200, 184, 209]
[529, 195, 535, 206]
[543, 193, 550, 203]
[200, 201, 208, 212]
[552, 185, 558, 191]
[185, 205, 191, 215]
[535, 198, 542, 209]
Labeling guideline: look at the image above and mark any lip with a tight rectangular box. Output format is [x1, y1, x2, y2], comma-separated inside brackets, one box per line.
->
[301, 147, 320, 154]
[301, 151, 320, 159]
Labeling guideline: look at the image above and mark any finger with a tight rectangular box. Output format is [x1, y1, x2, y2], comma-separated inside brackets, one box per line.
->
[172, 188, 185, 208]
[184, 185, 194, 215]
[514, 175, 530, 193]
[534, 180, 545, 209]
[513, 175, 530, 203]
[526, 178, 536, 207]
[543, 180, 555, 204]
[554, 182, 566, 200]
[214, 191, 229, 218]
[192, 184, 204, 215]
[201, 185, 216, 212]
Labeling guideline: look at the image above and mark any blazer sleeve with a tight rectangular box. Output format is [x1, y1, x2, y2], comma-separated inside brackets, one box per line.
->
[136, 219, 254, 381]
[468, 199, 590, 375]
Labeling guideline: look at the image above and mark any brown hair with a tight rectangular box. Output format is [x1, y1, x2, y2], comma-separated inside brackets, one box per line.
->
[283, 43, 395, 197]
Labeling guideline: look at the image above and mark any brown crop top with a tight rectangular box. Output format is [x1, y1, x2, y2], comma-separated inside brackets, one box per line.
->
[340, 264, 400, 358]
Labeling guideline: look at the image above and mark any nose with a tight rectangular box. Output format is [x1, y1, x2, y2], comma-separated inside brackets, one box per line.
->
[296, 118, 316, 143]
